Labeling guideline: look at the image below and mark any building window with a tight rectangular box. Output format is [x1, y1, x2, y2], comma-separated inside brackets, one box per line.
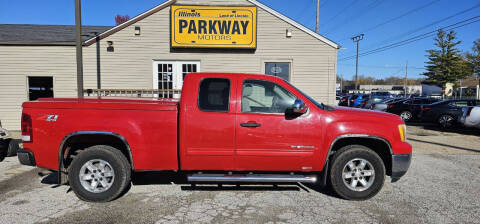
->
[28, 77, 53, 101]
[265, 62, 290, 81]
[198, 78, 230, 112]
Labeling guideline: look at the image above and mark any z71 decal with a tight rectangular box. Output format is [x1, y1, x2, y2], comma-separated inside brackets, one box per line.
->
[46, 115, 58, 122]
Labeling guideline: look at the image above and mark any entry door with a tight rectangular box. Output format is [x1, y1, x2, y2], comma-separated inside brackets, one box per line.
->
[153, 61, 200, 90]
[235, 78, 317, 171]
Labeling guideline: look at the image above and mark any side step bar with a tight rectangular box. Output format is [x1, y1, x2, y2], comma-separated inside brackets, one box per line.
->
[187, 174, 317, 183]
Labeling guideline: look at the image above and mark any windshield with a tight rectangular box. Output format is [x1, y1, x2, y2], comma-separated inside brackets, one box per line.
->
[282, 80, 325, 110]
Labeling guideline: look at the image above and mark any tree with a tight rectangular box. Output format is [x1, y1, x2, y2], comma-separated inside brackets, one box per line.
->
[422, 29, 472, 87]
[466, 38, 480, 84]
[115, 15, 130, 25]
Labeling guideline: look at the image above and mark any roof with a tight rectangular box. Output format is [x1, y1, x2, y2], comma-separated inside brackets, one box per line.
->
[1, 0, 339, 49]
[85, 0, 340, 49]
[0, 24, 112, 46]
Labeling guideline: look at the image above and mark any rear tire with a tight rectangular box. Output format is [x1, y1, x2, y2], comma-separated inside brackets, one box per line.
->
[400, 111, 413, 122]
[438, 114, 455, 128]
[68, 145, 131, 202]
[329, 145, 385, 200]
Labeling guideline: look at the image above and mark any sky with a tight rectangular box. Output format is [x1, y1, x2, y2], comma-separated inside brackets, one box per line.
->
[1, 0, 479, 80]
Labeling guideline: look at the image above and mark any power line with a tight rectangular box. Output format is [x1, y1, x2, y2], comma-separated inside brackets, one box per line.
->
[338, 0, 441, 42]
[339, 63, 425, 70]
[362, 3, 480, 50]
[324, 0, 386, 35]
[339, 16, 480, 61]
[319, 0, 357, 27]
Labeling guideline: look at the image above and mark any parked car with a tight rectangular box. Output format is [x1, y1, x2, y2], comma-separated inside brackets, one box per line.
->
[371, 91, 393, 99]
[347, 94, 359, 107]
[371, 98, 406, 112]
[0, 122, 19, 162]
[0, 127, 9, 162]
[18, 73, 412, 202]
[352, 94, 369, 107]
[420, 99, 480, 128]
[386, 98, 440, 122]
[363, 95, 387, 109]
[338, 95, 349, 106]
[460, 106, 480, 129]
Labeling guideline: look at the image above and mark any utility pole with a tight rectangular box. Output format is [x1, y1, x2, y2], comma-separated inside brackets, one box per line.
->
[75, 0, 84, 97]
[315, 0, 320, 33]
[404, 61, 408, 98]
[351, 34, 364, 90]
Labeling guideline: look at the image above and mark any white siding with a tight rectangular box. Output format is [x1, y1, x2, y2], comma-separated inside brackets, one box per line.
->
[0, 46, 77, 130]
[82, 0, 337, 99]
[0, 0, 337, 130]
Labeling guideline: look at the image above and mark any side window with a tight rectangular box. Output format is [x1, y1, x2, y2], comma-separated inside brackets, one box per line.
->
[242, 79, 296, 114]
[198, 78, 230, 112]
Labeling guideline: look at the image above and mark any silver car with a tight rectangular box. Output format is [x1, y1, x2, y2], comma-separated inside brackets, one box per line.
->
[460, 106, 480, 129]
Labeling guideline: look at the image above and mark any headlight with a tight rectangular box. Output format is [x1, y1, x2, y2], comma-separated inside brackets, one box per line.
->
[398, 124, 407, 142]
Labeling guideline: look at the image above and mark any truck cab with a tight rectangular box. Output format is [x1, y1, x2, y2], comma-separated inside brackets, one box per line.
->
[18, 73, 412, 202]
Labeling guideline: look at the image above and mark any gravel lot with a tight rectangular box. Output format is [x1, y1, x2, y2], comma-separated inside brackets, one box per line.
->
[0, 125, 479, 224]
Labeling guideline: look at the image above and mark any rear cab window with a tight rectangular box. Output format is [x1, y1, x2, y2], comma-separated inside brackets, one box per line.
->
[198, 78, 230, 112]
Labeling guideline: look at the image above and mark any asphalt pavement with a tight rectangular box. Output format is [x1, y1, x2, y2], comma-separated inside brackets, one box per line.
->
[0, 125, 479, 224]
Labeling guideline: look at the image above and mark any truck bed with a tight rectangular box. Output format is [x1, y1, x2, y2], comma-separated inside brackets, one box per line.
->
[22, 97, 179, 171]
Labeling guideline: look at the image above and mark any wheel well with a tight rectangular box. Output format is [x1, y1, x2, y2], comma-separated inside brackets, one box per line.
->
[329, 137, 392, 176]
[61, 134, 133, 170]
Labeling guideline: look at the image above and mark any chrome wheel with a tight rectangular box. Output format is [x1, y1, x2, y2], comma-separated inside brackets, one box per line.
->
[400, 111, 412, 121]
[79, 159, 115, 193]
[342, 158, 375, 192]
[438, 115, 454, 128]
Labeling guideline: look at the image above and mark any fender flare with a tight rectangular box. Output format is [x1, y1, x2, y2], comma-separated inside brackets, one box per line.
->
[58, 131, 134, 174]
[318, 134, 393, 187]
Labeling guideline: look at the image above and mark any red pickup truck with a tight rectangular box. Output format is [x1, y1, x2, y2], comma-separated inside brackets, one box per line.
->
[18, 73, 411, 202]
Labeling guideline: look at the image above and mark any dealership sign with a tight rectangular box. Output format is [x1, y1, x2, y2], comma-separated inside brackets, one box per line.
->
[171, 5, 257, 49]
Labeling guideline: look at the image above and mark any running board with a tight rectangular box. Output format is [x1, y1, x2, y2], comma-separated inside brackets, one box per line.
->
[187, 174, 317, 183]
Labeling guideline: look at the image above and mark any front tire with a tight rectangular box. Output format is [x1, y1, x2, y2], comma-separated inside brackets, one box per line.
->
[329, 145, 385, 200]
[68, 145, 131, 202]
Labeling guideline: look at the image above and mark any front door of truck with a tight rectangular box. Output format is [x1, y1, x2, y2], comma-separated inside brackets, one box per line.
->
[180, 76, 236, 170]
[235, 78, 318, 171]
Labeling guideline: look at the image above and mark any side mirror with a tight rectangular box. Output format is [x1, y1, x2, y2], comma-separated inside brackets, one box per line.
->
[292, 99, 308, 114]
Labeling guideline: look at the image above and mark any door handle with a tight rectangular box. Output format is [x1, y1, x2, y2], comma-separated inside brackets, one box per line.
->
[240, 122, 261, 128]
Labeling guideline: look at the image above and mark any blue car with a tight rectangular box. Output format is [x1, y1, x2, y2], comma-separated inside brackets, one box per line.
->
[352, 94, 370, 107]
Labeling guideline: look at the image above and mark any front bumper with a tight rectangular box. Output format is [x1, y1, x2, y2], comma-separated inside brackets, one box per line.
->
[17, 148, 36, 166]
[391, 153, 411, 182]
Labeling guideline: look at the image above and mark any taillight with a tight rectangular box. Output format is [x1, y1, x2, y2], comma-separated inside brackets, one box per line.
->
[388, 104, 393, 109]
[21, 113, 32, 142]
[341, 98, 346, 102]
[423, 106, 431, 111]
[466, 107, 473, 116]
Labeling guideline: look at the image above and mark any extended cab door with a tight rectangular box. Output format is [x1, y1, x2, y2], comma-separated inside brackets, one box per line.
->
[234, 77, 320, 171]
[179, 75, 236, 170]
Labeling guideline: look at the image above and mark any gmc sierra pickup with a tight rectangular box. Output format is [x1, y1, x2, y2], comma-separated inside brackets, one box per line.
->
[18, 73, 411, 202]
